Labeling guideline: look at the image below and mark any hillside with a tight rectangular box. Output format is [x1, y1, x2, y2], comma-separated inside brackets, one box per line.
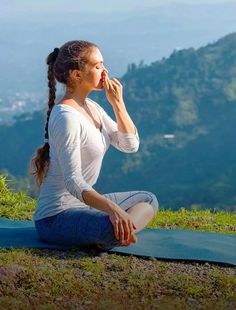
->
[1, 33, 236, 210]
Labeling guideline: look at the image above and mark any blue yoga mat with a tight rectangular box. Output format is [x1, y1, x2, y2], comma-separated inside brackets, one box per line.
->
[0, 217, 235, 266]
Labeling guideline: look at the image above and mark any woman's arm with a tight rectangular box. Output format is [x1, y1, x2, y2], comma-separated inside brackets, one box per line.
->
[112, 100, 136, 135]
[81, 190, 118, 213]
[50, 111, 95, 203]
[103, 106, 140, 153]
[100, 70, 140, 153]
[91, 99, 140, 153]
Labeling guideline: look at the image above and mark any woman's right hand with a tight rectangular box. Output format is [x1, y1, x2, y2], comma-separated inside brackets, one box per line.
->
[108, 205, 138, 246]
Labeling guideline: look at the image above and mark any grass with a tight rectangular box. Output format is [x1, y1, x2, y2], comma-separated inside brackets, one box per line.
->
[0, 174, 235, 309]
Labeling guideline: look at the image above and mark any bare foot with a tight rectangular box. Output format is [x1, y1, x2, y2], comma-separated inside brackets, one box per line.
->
[120, 233, 138, 247]
[96, 233, 138, 250]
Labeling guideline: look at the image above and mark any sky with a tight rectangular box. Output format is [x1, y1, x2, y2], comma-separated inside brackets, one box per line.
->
[1, 0, 235, 20]
[0, 0, 236, 99]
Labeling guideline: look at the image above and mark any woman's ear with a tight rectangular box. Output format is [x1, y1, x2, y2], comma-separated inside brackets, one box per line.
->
[70, 69, 82, 82]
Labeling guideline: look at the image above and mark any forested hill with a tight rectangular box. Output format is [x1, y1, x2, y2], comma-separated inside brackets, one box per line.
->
[1, 32, 236, 210]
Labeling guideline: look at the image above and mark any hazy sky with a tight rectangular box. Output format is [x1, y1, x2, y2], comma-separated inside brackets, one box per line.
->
[1, 0, 235, 17]
[1, 0, 236, 96]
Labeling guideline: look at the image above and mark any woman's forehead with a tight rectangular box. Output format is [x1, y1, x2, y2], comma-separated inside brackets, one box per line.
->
[88, 48, 104, 65]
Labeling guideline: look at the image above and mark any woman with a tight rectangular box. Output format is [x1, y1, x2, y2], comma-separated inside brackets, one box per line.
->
[30, 40, 159, 250]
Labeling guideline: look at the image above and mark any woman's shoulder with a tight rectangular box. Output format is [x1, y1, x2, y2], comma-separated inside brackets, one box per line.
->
[52, 103, 77, 113]
[51, 103, 82, 118]
[49, 103, 83, 128]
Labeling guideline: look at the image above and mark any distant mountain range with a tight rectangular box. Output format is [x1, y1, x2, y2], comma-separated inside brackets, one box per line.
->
[1, 32, 236, 211]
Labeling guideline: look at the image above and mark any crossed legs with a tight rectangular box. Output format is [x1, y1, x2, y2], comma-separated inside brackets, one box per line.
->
[97, 191, 159, 248]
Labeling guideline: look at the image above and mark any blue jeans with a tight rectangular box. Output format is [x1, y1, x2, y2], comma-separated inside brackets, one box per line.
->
[34, 190, 159, 250]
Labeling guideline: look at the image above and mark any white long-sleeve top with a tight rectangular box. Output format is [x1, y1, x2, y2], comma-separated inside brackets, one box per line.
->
[33, 98, 140, 221]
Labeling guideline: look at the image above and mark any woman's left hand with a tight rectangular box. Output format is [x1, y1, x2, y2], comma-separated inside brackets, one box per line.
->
[102, 70, 124, 108]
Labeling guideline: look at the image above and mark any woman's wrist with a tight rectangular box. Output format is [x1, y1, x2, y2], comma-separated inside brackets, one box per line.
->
[81, 189, 120, 214]
[112, 100, 126, 112]
[105, 199, 120, 214]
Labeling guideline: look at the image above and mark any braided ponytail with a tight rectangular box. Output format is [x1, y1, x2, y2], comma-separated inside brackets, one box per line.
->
[45, 48, 59, 142]
[29, 48, 59, 186]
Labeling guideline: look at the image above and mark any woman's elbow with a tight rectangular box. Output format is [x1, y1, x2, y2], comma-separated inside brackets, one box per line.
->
[123, 142, 139, 153]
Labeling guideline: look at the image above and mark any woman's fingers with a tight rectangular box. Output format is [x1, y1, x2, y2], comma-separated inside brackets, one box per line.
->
[114, 220, 119, 240]
[116, 219, 132, 242]
[123, 220, 130, 241]
[109, 208, 137, 244]
[110, 79, 121, 90]
[103, 72, 119, 91]
[103, 67, 109, 74]
[112, 78, 122, 87]
[103, 72, 110, 90]
[104, 81, 109, 91]
[123, 219, 137, 243]
[119, 221, 125, 241]
[102, 70, 121, 87]
[129, 220, 135, 235]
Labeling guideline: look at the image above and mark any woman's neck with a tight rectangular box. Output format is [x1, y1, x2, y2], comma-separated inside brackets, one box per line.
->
[63, 88, 91, 107]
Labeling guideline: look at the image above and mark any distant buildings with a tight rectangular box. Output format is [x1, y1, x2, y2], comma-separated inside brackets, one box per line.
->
[163, 134, 175, 139]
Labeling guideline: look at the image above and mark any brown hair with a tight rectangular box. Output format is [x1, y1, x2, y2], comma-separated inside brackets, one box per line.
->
[29, 40, 98, 186]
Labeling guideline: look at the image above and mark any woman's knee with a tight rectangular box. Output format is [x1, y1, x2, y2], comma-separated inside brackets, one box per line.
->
[144, 191, 159, 216]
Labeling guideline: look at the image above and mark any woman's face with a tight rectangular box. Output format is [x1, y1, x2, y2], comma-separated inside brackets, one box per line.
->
[80, 47, 108, 91]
